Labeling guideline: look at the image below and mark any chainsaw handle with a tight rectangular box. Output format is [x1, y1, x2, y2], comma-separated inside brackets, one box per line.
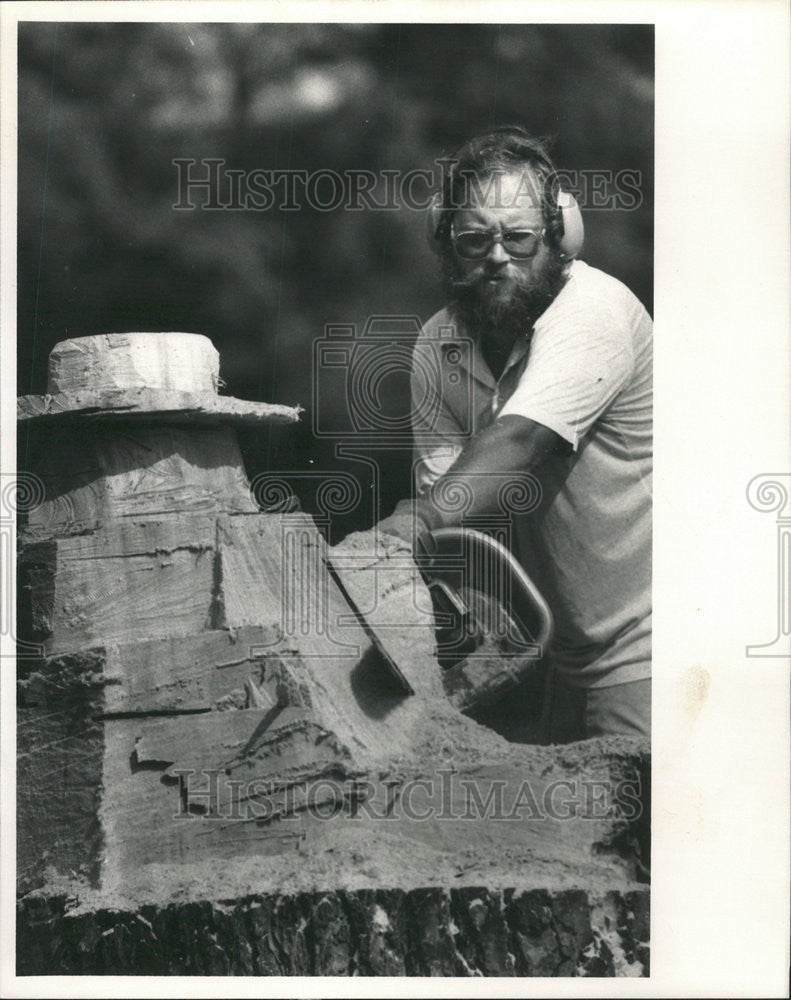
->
[427, 577, 470, 618]
[421, 526, 554, 652]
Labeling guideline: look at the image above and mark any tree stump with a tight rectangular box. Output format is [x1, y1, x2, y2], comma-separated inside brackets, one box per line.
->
[17, 332, 649, 977]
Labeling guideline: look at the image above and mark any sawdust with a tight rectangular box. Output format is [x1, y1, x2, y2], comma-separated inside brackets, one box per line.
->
[38, 822, 645, 915]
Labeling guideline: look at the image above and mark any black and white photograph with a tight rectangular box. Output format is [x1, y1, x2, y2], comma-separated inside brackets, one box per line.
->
[2, 2, 788, 995]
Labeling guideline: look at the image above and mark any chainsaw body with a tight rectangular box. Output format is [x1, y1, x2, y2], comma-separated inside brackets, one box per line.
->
[416, 527, 553, 711]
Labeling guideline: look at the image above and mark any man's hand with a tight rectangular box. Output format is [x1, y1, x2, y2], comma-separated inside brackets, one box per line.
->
[376, 498, 436, 548]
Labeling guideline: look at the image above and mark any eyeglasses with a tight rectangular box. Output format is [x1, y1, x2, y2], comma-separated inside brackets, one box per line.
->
[451, 227, 546, 261]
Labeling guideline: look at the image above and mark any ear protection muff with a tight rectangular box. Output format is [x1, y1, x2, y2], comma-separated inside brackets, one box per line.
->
[426, 192, 446, 251]
[553, 188, 584, 259]
[426, 130, 585, 259]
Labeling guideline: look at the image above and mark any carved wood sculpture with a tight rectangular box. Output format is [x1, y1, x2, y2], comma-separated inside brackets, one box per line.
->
[16, 332, 649, 976]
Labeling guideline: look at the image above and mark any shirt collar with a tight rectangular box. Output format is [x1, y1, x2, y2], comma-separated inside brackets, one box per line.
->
[441, 325, 531, 388]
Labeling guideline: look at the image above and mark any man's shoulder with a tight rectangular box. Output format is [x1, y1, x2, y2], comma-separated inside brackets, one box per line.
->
[563, 260, 649, 311]
[540, 260, 651, 334]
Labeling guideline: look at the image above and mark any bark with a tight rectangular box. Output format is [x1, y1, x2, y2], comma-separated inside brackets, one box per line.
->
[17, 886, 649, 976]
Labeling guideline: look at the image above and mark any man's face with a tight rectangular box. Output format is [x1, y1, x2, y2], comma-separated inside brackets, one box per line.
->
[451, 169, 554, 309]
[445, 169, 567, 339]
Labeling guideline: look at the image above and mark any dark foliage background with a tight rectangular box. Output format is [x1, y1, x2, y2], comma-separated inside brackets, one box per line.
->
[17, 22, 653, 537]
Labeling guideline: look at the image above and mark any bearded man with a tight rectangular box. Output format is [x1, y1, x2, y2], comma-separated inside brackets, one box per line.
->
[380, 126, 653, 743]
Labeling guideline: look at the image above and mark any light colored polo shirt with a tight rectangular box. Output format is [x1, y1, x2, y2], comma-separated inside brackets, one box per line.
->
[411, 259, 652, 689]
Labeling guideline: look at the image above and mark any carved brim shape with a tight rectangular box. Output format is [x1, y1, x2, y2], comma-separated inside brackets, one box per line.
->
[17, 388, 302, 426]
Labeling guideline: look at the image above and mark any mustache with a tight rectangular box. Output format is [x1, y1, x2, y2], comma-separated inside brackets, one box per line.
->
[446, 267, 484, 293]
[446, 263, 532, 294]
[446, 264, 548, 304]
[443, 252, 568, 337]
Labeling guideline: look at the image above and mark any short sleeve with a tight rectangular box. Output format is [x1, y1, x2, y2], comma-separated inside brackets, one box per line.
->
[498, 297, 634, 451]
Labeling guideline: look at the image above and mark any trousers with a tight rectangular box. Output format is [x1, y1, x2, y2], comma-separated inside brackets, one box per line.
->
[541, 669, 651, 743]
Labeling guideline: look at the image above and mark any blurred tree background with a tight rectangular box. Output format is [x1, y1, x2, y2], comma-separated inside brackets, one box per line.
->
[17, 22, 653, 537]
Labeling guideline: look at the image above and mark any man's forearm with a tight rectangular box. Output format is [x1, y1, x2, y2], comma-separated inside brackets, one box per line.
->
[418, 414, 568, 528]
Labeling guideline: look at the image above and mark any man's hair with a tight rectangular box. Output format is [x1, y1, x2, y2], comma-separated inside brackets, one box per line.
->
[435, 126, 565, 251]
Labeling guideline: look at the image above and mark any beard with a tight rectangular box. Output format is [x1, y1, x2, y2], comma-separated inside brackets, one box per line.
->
[442, 251, 568, 356]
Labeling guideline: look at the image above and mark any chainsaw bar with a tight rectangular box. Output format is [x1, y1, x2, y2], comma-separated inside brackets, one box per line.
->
[324, 556, 416, 694]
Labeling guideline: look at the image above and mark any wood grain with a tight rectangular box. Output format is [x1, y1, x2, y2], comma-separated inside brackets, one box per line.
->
[20, 422, 257, 536]
[20, 516, 217, 653]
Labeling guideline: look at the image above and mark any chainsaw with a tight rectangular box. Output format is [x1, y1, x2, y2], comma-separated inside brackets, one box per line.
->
[328, 527, 553, 713]
[418, 527, 551, 661]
